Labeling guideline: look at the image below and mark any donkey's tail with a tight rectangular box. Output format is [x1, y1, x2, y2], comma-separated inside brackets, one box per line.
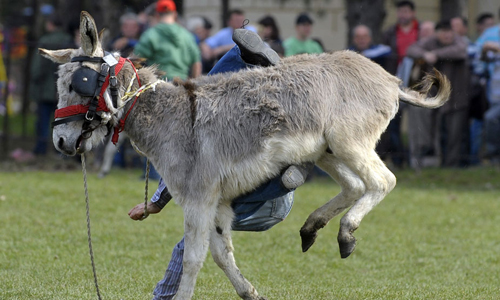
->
[398, 69, 451, 108]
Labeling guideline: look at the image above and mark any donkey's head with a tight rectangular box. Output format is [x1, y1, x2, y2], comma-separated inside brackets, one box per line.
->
[40, 11, 134, 156]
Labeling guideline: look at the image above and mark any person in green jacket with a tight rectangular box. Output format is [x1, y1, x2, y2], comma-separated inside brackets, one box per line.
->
[134, 0, 201, 80]
[283, 13, 323, 57]
[30, 15, 73, 155]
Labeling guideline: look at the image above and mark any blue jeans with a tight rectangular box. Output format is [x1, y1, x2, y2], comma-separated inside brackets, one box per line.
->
[484, 103, 500, 158]
[34, 101, 57, 155]
[469, 119, 483, 165]
[152, 45, 292, 300]
[207, 46, 247, 75]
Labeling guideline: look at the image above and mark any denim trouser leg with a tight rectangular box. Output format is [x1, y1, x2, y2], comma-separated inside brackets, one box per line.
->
[34, 101, 57, 155]
[207, 46, 247, 75]
[153, 238, 185, 300]
[470, 119, 483, 165]
[484, 103, 500, 157]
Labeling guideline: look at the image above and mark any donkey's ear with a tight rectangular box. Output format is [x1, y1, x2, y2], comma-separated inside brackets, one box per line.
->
[39, 48, 73, 64]
[98, 28, 106, 42]
[80, 11, 101, 56]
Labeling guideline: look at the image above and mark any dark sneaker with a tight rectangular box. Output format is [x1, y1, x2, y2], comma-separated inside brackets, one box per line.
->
[232, 29, 280, 67]
[281, 162, 315, 190]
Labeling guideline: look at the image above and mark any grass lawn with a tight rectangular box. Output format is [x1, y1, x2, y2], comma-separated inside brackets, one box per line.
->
[1, 167, 500, 299]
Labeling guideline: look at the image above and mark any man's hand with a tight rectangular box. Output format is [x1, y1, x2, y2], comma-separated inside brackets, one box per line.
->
[128, 201, 162, 220]
[483, 42, 500, 53]
[423, 51, 438, 65]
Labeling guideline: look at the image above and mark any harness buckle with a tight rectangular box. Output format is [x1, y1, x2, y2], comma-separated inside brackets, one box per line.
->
[85, 111, 95, 121]
[110, 75, 118, 87]
[100, 63, 110, 75]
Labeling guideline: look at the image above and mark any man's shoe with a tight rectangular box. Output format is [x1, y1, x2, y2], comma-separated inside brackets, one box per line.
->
[281, 162, 315, 190]
[232, 29, 280, 67]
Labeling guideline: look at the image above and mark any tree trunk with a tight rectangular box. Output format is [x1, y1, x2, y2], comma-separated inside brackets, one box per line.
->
[440, 0, 463, 21]
[21, 0, 39, 137]
[344, 0, 386, 46]
[221, 0, 230, 28]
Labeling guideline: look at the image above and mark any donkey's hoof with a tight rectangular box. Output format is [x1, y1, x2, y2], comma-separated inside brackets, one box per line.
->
[338, 235, 356, 259]
[300, 229, 318, 252]
[242, 293, 267, 300]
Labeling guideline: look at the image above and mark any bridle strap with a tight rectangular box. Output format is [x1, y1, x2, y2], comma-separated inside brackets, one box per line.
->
[83, 63, 109, 130]
[71, 56, 105, 63]
[111, 58, 142, 145]
[52, 114, 87, 127]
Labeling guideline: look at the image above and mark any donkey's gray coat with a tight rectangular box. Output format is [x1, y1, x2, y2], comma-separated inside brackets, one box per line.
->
[41, 12, 450, 300]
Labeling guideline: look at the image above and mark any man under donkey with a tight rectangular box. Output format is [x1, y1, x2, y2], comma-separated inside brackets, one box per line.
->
[129, 28, 314, 300]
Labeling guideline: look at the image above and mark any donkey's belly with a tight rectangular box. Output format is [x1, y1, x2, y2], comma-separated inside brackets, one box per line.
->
[219, 132, 326, 202]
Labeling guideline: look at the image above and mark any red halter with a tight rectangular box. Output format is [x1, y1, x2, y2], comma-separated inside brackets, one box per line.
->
[52, 55, 141, 145]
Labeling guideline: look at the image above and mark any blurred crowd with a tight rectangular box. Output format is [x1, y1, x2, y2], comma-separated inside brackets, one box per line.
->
[348, 1, 500, 170]
[5, 0, 500, 172]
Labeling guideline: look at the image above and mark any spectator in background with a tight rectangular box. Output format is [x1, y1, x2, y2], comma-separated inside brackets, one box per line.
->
[419, 21, 435, 39]
[0, 29, 6, 117]
[134, 0, 201, 81]
[406, 20, 437, 169]
[138, 2, 159, 31]
[406, 20, 468, 167]
[467, 12, 497, 165]
[186, 15, 212, 45]
[452, 16, 489, 165]
[380, 0, 420, 168]
[283, 13, 323, 56]
[186, 15, 214, 74]
[200, 9, 256, 62]
[108, 12, 141, 57]
[30, 14, 73, 156]
[348, 24, 391, 67]
[384, 1, 420, 73]
[133, 0, 201, 179]
[476, 13, 495, 37]
[451, 16, 477, 58]
[475, 10, 500, 163]
[258, 15, 284, 57]
[451, 16, 469, 40]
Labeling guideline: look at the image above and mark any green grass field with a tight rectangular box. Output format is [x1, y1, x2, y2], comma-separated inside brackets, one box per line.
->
[1, 167, 500, 299]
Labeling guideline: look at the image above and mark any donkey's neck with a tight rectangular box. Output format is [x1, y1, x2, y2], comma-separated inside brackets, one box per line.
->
[120, 74, 195, 164]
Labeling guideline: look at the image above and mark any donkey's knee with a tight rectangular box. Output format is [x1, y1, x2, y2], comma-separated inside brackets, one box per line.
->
[385, 171, 397, 193]
[345, 175, 366, 200]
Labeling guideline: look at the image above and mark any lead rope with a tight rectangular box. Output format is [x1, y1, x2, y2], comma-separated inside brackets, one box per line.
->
[141, 159, 150, 220]
[81, 153, 103, 300]
[80, 154, 151, 300]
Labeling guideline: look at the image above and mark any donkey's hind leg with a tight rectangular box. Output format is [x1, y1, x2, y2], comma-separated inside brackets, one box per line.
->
[209, 204, 266, 300]
[300, 153, 365, 252]
[336, 149, 396, 258]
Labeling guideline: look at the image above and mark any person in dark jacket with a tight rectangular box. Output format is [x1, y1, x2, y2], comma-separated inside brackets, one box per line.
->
[348, 24, 391, 67]
[108, 12, 142, 57]
[406, 20, 468, 167]
[30, 14, 73, 155]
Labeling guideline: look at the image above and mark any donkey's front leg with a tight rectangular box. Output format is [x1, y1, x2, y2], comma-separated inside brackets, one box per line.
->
[209, 204, 266, 300]
[173, 200, 217, 300]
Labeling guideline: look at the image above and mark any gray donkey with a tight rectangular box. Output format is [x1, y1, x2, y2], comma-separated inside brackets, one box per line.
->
[40, 12, 450, 300]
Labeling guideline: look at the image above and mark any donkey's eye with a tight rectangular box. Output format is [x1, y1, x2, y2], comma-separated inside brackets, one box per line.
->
[69, 84, 73, 93]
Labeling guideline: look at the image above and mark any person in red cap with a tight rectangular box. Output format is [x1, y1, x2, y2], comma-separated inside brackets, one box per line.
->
[156, 0, 176, 12]
[134, 0, 202, 81]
